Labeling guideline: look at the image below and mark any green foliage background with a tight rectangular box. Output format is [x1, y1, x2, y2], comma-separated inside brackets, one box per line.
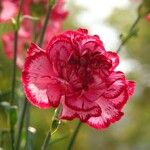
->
[0, 0, 150, 149]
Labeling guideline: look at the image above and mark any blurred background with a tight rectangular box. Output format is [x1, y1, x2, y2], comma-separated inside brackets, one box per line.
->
[0, 0, 150, 149]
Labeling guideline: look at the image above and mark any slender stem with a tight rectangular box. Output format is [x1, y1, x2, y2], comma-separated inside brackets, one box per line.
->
[116, 15, 141, 53]
[67, 121, 82, 150]
[41, 107, 61, 150]
[116, 2, 144, 53]
[38, 0, 55, 47]
[10, 0, 24, 103]
[9, 30, 18, 150]
[41, 131, 51, 150]
[14, 99, 27, 150]
[10, 30, 18, 105]
[9, 0, 24, 149]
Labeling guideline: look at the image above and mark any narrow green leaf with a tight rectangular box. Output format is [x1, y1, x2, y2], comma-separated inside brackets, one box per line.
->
[51, 118, 61, 135]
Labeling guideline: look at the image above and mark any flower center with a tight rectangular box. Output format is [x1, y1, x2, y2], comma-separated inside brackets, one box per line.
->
[67, 51, 104, 90]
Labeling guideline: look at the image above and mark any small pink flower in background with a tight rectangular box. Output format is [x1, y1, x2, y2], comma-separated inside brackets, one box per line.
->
[2, 0, 68, 68]
[22, 28, 135, 129]
[0, 0, 18, 22]
[146, 13, 150, 22]
[51, 0, 68, 21]
[2, 20, 32, 68]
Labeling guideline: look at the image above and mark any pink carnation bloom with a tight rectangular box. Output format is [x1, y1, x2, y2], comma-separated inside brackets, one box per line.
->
[51, 0, 68, 21]
[2, 20, 32, 68]
[22, 28, 135, 129]
[146, 13, 150, 22]
[0, 0, 18, 22]
[2, 0, 68, 68]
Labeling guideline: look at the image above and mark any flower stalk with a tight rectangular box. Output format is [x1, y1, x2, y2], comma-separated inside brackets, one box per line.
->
[14, 98, 27, 150]
[38, 0, 56, 47]
[117, 16, 141, 53]
[41, 107, 61, 150]
[13, 0, 55, 148]
[9, 0, 24, 149]
[117, 3, 143, 53]
[41, 131, 51, 150]
[67, 121, 82, 150]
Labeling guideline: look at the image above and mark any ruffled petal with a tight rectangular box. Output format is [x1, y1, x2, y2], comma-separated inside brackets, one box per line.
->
[46, 83, 62, 107]
[106, 51, 119, 71]
[127, 81, 135, 96]
[108, 90, 128, 109]
[65, 95, 99, 111]
[81, 36, 105, 54]
[60, 100, 101, 122]
[102, 80, 125, 99]
[22, 51, 60, 108]
[46, 36, 72, 62]
[106, 71, 125, 84]
[86, 98, 123, 129]
[102, 72, 135, 109]
[26, 43, 45, 57]
[83, 76, 106, 102]
[77, 28, 88, 34]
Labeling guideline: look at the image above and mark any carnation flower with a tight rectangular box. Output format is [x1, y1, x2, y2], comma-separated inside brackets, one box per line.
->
[2, 20, 32, 68]
[146, 13, 150, 22]
[0, 0, 18, 22]
[2, 0, 68, 69]
[22, 28, 135, 129]
[51, 0, 68, 21]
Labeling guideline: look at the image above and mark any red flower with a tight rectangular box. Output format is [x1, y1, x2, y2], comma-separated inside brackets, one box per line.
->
[22, 28, 135, 129]
[0, 0, 18, 22]
[2, 0, 68, 68]
[146, 13, 150, 22]
[51, 0, 68, 21]
[2, 20, 32, 68]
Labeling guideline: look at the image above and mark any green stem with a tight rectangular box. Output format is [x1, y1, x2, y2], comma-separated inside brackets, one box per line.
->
[11, 0, 24, 99]
[10, 30, 18, 106]
[38, 0, 55, 47]
[41, 131, 51, 150]
[41, 107, 61, 150]
[67, 121, 82, 150]
[117, 15, 141, 53]
[14, 99, 27, 150]
[9, 30, 18, 150]
[9, 0, 24, 149]
[116, 3, 143, 53]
